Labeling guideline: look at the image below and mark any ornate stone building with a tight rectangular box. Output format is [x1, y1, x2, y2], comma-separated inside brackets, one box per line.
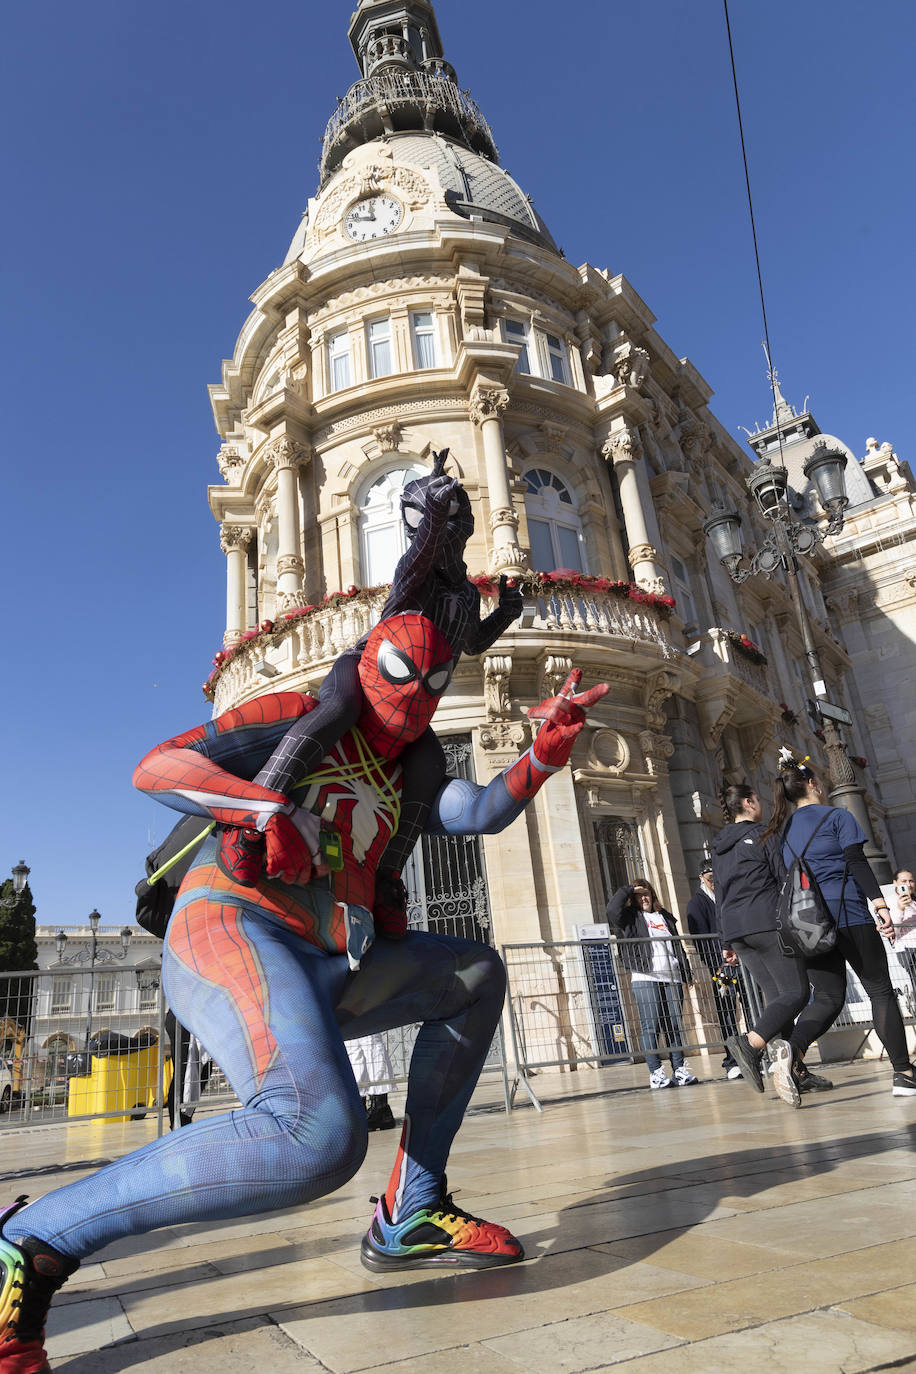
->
[204, 0, 912, 959]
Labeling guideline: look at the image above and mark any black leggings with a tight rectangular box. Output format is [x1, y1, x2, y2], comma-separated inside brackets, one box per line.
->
[729, 930, 811, 1044]
[791, 923, 911, 1073]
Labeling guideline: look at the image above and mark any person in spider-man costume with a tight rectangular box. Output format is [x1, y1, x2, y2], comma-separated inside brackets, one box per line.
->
[220, 449, 524, 932]
[0, 614, 606, 1374]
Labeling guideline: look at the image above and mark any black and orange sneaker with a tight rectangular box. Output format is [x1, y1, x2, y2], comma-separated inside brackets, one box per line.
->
[360, 1187, 524, 1272]
[0, 1198, 79, 1374]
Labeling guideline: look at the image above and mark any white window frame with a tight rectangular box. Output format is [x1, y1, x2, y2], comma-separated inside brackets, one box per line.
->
[92, 973, 117, 1013]
[50, 977, 72, 1015]
[410, 310, 437, 370]
[545, 332, 571, 385]
[503, 318, 532, 375]
[358, 462, 428, 585]
[366, 316, 393, 380]
[670, 555, 699, 633]
[328, 328, 351, 392]
[523, 468, 586, 573]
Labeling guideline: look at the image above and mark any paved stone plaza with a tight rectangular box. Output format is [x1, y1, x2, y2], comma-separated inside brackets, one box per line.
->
[6, 1060, 916, 1373]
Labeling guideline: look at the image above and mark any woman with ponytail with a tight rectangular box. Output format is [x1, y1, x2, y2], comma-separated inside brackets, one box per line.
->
[761, 756, 916, 1098]
[712, 782, 832, 1106]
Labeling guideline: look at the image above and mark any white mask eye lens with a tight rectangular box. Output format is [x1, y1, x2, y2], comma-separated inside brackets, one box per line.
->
[403, 506, 423, 528]
[426, 667, 452, 693]
[379, 643, 413, 681]
[447, 499, 459, 517]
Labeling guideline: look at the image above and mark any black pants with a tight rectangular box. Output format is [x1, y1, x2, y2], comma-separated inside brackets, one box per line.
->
[729, 930, 811, 1045]
[791, 923, 911, 1073]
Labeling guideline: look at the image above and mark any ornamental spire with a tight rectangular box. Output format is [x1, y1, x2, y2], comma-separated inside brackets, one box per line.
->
[320, 0, 497, 183]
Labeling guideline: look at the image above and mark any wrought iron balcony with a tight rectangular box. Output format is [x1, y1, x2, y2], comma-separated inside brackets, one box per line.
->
[320, 70, 497, 182]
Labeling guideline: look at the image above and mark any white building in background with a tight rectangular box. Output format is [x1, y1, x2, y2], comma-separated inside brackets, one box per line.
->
[201, 0, 913, 975]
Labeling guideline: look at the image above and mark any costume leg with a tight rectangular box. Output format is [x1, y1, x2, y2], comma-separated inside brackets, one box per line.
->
[334, 931, 504, 1221]
[631, 982, 663, 1073]
[6, 903, 365, 1260]
[375, 728, 447, 880]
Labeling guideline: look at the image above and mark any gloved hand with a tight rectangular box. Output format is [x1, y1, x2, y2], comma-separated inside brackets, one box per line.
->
[497, 575, 524, 621]
[218, 827, 265, 887]
[264, 811, 314, 885]
[527, 669, 610, 771]
[373, 871, 409, 940]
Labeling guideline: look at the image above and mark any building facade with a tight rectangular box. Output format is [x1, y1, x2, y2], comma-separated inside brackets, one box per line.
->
[203, 0, 913, 973]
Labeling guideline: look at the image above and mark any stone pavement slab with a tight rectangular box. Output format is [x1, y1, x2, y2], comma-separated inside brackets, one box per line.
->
[0, 1060, 912, 1371]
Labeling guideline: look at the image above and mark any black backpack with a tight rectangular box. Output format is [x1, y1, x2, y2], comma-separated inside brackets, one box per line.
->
[134, 817, 214, 940]
[775, 811, 841, 958]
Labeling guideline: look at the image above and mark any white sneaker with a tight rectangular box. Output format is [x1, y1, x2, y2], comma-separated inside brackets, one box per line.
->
[649, 1069, 672, 1090]
[674, 1064, 698, 1086]
[727, 1065, 743, 1080]
[770, 1038, 801, 1108]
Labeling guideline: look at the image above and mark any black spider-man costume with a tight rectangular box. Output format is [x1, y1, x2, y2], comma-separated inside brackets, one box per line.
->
[222, 450, 524, 933]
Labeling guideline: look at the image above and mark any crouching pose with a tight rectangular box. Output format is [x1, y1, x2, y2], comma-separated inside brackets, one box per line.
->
[0, 614, 606, 1374]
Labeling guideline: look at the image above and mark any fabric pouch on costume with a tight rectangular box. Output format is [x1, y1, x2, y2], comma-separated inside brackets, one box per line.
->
[342, 903, 375, 970]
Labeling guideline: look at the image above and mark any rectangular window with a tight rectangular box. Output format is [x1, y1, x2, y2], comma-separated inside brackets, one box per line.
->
[367, 317, 393, 379]
[92, 974, 116, 1013]
[527, 518, 555, 572]
[504, 318, 532, 374]
[410, 311, 437, 369]
[545, 332, 571, 384]
[556, 524, 584, 572]
[50, 977, 72, 1015]
[670, 556, 699, 632]
[139, 981, 158, 1010]
[328, 329, 351, 391]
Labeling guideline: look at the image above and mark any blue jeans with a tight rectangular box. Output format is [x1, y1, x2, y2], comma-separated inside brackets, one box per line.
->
[631, 979, 685, 1073]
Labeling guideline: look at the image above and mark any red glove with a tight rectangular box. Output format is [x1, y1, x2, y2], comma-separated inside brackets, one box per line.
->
[218, 827, 265, 886]
[264, 812, 313, 885]
[373, 871, 408, 940]
[504, 669, 609, 802]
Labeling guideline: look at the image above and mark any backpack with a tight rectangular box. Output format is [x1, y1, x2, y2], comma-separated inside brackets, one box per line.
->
[134, 816, 214, 940]
[775, 811, 840, 958]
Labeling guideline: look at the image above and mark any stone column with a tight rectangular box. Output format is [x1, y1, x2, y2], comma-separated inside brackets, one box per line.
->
[602, 428, 667, 592]
[469, 383, 525, 575]
[220, 524, 254, 645]
[267, 436, 307, 609]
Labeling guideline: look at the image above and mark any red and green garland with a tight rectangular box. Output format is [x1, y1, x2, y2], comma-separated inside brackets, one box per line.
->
[202, 574, 676, 699]
[722, 629, 768, 667]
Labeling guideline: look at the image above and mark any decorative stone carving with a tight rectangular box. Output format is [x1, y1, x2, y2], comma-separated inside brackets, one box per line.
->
[488, 541, 526, 575]
[469, 387, 510, 426]
[483, 655, 513, 720]
[602, 428, 642, 466]
[628, 542, 661, 568]
[487, 506, 520, 535]
[219, 524, 254, 555]
[312, 161, 432, 242]
[266, 436, 308, 472]
[677, 407, 711, 462]
[609, 339, 650, 390]
[587, 729, 630, 776]
[539, 654, 573, 701]
[373, 422, 402, 453]
[540, 421, 567, 445]
[478, 720, 530, 771]
[708, 704, 736, 747]
[645, 668, 680, 731]
[277, 554, 305, 578]
[639, 730, 675, 762]
[217, 444, 244, 480]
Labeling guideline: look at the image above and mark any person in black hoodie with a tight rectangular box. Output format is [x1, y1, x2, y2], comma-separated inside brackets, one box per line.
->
[606, 878, 697, 1090]
[712, 782, 832, 1106]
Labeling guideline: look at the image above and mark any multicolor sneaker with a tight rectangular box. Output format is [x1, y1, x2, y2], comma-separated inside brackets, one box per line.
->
[648, 1069, 672, 1090]
[360, 1189, 524, 1271]
[674, 1064, 698, 1086]
[0, 1197, 79, 1374]
[770, 1038, 801, 1108]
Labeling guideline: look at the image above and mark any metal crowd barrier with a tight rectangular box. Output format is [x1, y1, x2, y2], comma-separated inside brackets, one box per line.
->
[0, 965, 512, 1133]
[501, 933, 916, 1109]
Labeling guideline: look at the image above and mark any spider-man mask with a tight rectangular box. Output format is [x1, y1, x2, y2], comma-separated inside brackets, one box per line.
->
[357, 614, 454, 757]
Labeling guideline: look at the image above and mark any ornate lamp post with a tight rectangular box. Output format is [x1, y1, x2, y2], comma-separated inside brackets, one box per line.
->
[703, 440, 889, 877]
[55, 911, 132, 1051]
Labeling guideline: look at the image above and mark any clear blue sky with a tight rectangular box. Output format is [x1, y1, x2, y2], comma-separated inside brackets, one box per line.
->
[2, 1, 913, 929]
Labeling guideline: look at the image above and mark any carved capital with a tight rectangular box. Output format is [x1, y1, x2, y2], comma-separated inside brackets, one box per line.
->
[602, 427, 642, 466]
[469, 387, 510, 426]
[266, 436, 308, 472]
[220, 524, 254, 555]
[217, 444, 244, 480]
[478, 719, 530, 770]
[628, 542, 660, 568]
[488, 541, 526, 576]
[483, 654, 513, 720]
[639, 729, 675, 761]
[276, 554, 305, 578]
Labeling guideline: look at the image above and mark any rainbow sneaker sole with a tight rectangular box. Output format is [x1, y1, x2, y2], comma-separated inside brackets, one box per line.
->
[360, 1192, 524, 1271]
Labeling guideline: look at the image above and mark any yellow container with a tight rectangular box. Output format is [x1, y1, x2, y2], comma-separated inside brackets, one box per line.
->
[67, 1046, 161, 1122]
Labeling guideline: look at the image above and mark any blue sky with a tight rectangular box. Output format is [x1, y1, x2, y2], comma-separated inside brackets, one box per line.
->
[2, 0, 913, 929]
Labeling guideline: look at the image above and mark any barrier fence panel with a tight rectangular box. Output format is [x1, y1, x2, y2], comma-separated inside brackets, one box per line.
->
[502, 933, 916, 1106]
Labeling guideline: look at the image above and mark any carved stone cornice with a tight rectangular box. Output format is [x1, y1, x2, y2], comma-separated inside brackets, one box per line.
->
[266, 436, 309, 472]
[602, 428, 642, 466]
[483, 654, 513, 720]
[469, 387, 510, 427]
[220, 524, 254, 555]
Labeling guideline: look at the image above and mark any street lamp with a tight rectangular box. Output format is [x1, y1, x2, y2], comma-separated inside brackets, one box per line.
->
[703, 440, 888, 877]
[10, 862, 30, 897]
[55, 911, 132, 1051]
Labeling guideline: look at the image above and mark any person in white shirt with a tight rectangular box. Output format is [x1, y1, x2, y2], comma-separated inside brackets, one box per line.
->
[884, 869, 916, 1004]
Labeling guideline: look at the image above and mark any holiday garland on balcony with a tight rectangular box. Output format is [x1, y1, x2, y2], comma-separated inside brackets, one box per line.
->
[202, 572, 676, 699]
[722, 628, 768, 666]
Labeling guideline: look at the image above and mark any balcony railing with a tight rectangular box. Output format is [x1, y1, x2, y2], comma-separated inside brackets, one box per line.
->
[211, 586, 678, 714]
[320, 70, 497, 180]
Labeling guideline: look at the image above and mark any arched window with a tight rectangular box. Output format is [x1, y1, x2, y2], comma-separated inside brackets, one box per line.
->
[523, 468, 585, 573]
[358, 462, 427, 584]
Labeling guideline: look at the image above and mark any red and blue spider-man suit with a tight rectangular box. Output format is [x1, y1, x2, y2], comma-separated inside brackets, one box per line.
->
[0, 615, 605, 1366]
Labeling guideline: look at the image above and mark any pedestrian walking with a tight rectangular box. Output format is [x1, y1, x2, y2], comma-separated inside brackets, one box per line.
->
[685, 863, 740, 1076]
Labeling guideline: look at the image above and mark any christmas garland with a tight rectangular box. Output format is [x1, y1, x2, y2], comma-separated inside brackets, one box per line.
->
[202, 574, 676, 699]
[722, 629, 768, 666]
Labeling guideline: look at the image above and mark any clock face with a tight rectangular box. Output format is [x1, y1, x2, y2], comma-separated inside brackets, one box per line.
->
[344, 195, 404, 241]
